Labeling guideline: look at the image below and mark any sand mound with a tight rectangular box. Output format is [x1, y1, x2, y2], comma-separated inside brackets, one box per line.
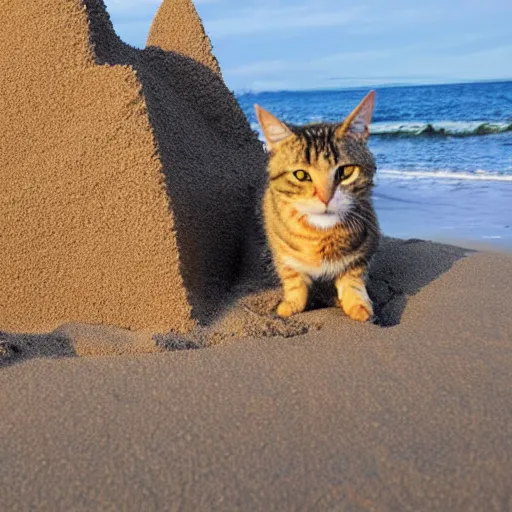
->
[0, 0, 266, 334]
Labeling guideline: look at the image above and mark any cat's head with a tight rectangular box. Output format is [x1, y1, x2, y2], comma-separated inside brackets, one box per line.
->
[255, 91, 376, 230]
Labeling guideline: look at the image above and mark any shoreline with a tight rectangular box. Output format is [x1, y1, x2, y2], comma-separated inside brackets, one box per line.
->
[374, 175, 512, 250]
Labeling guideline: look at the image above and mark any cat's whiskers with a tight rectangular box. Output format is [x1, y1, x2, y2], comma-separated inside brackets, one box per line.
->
[346, 211, 377, 236]
[349, 207, 380, 235]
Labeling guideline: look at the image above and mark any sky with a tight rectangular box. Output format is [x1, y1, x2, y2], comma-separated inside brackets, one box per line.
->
[104, 0, 512, 92]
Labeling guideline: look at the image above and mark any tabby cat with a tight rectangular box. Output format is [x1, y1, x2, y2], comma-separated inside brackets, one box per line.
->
[255, 91, 379, 322]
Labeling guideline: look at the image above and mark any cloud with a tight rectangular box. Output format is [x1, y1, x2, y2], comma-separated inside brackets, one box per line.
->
[104, 0, 512, 91]
[226, 49, 392, 78]
[224, 37, 512, 91]
[204, 4, 367, 39]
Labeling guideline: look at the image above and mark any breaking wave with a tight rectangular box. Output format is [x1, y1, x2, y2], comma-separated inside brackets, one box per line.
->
[371, 121, 512, 138]
[251, 121, 512, 139]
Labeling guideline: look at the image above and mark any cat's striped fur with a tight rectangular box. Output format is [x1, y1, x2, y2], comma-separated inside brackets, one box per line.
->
[255, 91, 379, 321]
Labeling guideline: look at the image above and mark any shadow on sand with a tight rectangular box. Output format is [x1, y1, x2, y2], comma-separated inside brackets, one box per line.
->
[0, 333, 77, 369]
[305, 237, 469, 327]
[84, 0, 267, 327]
[367, 237, 469, 326]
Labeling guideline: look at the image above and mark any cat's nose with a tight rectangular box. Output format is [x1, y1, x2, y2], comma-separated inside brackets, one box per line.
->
[314, 188, 332, 205]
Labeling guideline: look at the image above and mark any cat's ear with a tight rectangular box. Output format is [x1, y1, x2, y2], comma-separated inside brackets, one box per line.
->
[336, 90, 375, 141]
[254, 104, 293, 149]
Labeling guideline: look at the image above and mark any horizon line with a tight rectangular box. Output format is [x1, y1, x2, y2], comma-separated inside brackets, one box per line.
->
[234, 77, 512, 96]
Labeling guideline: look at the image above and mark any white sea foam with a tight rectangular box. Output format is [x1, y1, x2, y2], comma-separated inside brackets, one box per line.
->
[378, 169, 512, 182]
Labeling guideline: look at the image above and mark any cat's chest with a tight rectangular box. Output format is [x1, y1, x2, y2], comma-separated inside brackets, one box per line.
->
[278, 217, 354, 277]
[282, 230, 358, 279]
[283, 251, 358, 279]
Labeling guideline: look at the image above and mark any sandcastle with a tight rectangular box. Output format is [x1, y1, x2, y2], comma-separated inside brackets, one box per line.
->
[0, 0, 266, 334]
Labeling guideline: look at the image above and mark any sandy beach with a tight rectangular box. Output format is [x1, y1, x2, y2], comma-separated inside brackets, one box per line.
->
[2, 239, 512, 510]
[1, 0, 512, 510]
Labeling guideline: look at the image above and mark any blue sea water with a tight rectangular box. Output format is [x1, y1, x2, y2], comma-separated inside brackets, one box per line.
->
[238, 81, 512, 248]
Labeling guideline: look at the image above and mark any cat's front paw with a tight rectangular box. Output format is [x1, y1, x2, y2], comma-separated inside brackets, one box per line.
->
[276, 301, 304, 318]
[344, 302, 373, 322]
[336, 279, 374, 323]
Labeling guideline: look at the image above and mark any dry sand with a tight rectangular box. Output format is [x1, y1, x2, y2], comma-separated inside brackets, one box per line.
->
[1, 0, 512, 510]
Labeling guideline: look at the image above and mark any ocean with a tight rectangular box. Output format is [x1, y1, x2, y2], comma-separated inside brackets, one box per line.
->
[238, 81, 512, 249]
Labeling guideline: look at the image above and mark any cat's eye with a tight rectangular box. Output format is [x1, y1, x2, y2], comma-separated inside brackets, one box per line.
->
[293, 170, 312, 182]
[335, 165, 360, 183]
